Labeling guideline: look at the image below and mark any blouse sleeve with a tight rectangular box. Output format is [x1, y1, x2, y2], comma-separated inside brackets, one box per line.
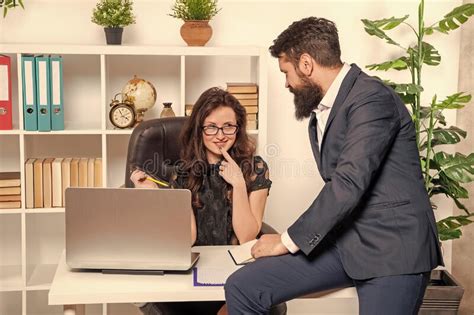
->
[248, 156, 272, 193]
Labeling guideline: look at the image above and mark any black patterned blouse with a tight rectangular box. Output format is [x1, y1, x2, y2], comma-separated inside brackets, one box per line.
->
[170, 155, 272, 246]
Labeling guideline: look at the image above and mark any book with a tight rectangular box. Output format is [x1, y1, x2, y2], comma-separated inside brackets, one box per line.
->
[52, 158, 63, 207]
[0, 55, 13, 130]
[0, 187, 21, 196]
[49, 55, 64, 130]
[231, 93, 258, 100]
[228, 239, 258, 265]
[78, 158, 88, 187]
[226, 83, 258, 94]
[25, 158, 35, 208]
[22, 54, 38, 131]
[61, 158, 72, 206]
[87, 158, 95, 187]
[94, 158, 103, 187]
[42, 158, 54, 208]
[0, 195, 21, 202]
[244, 106, 258, 114]
[70, 158, 79, 187]
[247, 120, 257, 130]
[0, 172, 20, 188]
[247, 114, 257, 121]
[0, 201, 21, 209]
[238, 99, 258, 107]
[33, 158, 44, 208]
[36, 56, 52, 132]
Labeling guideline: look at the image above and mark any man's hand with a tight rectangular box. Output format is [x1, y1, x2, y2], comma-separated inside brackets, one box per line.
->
[251, 234, 289, 259]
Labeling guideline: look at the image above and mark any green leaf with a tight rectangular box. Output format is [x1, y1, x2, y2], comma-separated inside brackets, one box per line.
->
[434, 152, 474, 183]
[420, 126, 467, 150]
[410, 42, 441, 66]
[434, 92, 472, 110]
[361, 18, 405, 47]
[430, 3, 474, 35]
[437, 214, 474, 241]
[431, 172, 469, 200]
[366, 57, 409, 71]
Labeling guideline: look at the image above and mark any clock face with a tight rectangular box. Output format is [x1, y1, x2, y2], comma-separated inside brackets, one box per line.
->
[110, 104, 135, 129]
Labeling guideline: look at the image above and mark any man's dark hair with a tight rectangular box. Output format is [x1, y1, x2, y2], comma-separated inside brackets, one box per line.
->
[269, 17, 342, 68]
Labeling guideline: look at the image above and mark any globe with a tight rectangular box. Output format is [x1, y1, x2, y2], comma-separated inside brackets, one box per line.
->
[122, 75, 157, 112]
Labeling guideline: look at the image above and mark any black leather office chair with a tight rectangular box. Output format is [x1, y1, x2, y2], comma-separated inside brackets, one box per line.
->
[125, 117, 287, 315]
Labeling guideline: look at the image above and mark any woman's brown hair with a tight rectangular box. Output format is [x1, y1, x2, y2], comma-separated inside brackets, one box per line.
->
[178, 87, 256, 208]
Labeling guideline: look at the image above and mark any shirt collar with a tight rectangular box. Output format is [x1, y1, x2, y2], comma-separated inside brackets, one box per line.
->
[315, 62, 351, 111]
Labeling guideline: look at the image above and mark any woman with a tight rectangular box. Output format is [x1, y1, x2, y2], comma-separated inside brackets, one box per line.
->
[131, 87, 272, 315]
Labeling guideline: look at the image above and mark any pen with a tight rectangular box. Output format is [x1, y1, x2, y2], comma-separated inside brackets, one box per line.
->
[146, 176, 170, 187]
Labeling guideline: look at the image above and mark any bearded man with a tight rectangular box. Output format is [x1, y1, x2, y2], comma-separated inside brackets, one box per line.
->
[224, 17, 443, 315]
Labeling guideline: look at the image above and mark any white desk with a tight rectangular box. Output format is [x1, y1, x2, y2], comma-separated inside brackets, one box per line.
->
[49, 246, 356, 314]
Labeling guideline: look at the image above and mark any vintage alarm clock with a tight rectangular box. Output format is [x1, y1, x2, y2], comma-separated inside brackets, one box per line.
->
[109, 93, 136, 129]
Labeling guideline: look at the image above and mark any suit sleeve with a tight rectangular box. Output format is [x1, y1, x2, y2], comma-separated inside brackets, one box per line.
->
[288, 90, 401, 255]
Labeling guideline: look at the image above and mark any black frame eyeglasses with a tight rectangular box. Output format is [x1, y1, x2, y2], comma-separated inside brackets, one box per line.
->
[202, 124, 239, 136]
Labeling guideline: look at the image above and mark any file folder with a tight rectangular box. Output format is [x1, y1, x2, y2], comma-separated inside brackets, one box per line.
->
[0, 55, 13, 130]
[35, 56, 51, 131]
[21, 54, 38, 131]
[50, 56, 64, 130]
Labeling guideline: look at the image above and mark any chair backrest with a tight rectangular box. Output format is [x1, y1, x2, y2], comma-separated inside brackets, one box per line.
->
[124, 117, 188, 188]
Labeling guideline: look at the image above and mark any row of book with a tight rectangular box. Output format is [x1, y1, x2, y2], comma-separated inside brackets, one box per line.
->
[184, 83, 259, 130]
[0, 172, 21, 209]
[227, 83, 259, 130]
[22, 55, 65, 131]
[25, 157, 102, 209]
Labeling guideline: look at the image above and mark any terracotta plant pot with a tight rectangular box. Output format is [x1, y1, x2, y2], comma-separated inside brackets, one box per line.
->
[180, 20, 213, 46]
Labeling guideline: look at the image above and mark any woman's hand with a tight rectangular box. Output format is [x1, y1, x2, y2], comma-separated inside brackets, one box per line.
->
[219, 148, 245, 188]
[130, 169, 158, 189]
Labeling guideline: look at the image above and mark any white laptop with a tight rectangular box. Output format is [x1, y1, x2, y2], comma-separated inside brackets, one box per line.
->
[65, 187, 199, 273]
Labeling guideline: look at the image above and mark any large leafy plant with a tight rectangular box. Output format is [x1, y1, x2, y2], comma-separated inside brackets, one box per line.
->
[169, 0, 220, 21]
[362, 0, 474, 241]
[91, 0, 136, 28]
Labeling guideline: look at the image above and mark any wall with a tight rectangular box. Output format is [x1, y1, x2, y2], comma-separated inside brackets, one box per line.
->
[453, 0, 474, 313]
[0, 0, 465, 313]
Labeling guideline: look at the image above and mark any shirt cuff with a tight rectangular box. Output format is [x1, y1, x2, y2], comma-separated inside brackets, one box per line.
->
[281, 230, 300, 254]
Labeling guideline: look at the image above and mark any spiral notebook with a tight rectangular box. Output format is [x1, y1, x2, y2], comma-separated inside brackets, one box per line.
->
[193, 267, 228, 286]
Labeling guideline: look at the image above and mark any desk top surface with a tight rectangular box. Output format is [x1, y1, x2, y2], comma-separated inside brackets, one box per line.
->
[49, 246, 356, 305]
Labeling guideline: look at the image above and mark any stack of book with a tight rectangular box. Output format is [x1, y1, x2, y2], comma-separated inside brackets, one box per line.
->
[226, 83, 258, 130]
[0, 172, 21, 209]
[25, 157, 102, 209]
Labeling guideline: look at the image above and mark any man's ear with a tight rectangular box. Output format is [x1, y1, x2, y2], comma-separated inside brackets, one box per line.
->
[298, 53, 313, 76]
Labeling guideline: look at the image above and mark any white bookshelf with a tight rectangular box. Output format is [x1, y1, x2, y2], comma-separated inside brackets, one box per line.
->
[0, 44, 268, 315]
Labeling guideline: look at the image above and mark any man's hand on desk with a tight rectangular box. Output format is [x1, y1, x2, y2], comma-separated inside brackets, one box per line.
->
[251, 234, 289, 259]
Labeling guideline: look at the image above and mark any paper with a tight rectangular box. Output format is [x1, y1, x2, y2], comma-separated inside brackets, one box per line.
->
[193, 267, 230, 286]
[228, 239, 257, 265]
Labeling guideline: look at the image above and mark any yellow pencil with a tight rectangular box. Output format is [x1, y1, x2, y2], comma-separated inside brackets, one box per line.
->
[146, 176, 170, 187]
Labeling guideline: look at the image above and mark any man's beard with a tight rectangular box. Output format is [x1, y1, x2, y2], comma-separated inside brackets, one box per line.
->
[290, 77, 324, 121]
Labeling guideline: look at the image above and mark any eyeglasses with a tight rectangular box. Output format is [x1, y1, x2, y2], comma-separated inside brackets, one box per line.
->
[202, 124, 239, 136]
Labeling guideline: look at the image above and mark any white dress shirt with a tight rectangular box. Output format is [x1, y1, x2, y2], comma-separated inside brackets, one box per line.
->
[281, 62, 351, 254]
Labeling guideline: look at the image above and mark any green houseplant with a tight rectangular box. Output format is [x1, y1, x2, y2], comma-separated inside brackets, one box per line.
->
[91, 0, 136, 45]
[169, 0, 221, 46]
[362, 1, 474, 312]
[1, 0, 24, 18]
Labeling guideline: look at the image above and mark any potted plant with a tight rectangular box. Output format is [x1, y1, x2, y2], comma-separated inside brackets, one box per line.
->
[91, 0, 136, 45]
[1, 0, 24, 18]
[362, 1, 473, 313]
[169, 0, 221, 46]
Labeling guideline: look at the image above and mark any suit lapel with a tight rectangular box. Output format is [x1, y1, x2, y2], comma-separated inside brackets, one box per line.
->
[320, 64, 362, 153]
[308, 112, 321, 170]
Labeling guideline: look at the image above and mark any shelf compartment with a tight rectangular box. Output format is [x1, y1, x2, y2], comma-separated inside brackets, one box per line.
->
[27, 290, 63, 315]
[0, 291, 22, 315]
[0, 214, 22, 291]
[26, 213, 65, 289]
[106, 134, 130, 188]
[0, 134, 21, 172]
[105, 55, 181, 130]
[24, 134, 101, 159]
